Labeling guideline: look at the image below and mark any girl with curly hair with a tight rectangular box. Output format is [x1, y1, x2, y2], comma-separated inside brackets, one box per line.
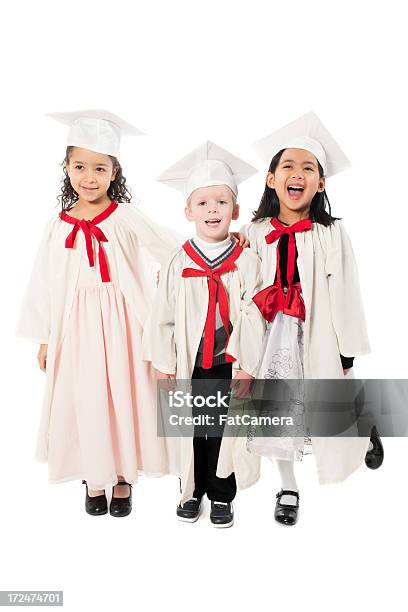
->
[17, 110, 178, 517]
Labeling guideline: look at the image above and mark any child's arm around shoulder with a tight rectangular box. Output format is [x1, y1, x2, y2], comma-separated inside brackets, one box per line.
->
[117, 202, 183, 267]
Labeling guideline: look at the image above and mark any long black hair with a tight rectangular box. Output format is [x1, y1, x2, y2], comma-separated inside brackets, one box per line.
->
[252, 149, 340, 226]
[57, 146, 132, 213]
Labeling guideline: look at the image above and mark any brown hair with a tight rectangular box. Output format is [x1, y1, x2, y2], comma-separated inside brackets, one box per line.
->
[57, 146, 132, 213]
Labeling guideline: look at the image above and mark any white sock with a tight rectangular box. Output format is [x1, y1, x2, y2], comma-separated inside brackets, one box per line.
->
[277, 459, 298, 506]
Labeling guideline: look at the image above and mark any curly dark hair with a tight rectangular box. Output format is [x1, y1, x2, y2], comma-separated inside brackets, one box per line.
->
[252, 149, 340, 226]
[58, 146, 132, 213]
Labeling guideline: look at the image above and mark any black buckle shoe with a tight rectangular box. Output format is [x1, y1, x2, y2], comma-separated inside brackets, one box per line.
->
[275, 490, 299, 526]
[109, 481, 133, 517]
[365, 426, 384, 470]
[210, 501, 234, 528]
[176, 497, 202, 522]
[82, 480, 108, 516]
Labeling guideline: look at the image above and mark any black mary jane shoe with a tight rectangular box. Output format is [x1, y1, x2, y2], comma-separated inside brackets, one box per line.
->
[109, 481, 133, 517]
[176, 497, 202, 523]
[275, 490, 299, 526]
[82, 480, 108, 516]
[210, 501, 234, 528]
[365, 426, 384, 470]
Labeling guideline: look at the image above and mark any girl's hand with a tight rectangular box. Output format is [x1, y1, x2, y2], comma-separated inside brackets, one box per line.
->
[155, 369, 176, 391]
[231, 369, 254, 398]
[37, 344, 48, 372]
[343, 368, 352, 376]
[230, 232, 250, 248]
[156, 270, 160, 287]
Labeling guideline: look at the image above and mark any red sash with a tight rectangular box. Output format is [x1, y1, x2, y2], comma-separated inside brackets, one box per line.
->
[60, 200, 118, 283]
[253, 217, 312, 322]
[182, 241, 243, 369]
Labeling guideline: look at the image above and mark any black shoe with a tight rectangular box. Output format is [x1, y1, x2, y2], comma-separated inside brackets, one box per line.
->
[176, 497, 202, 522]
[210, 501, 234, 528]
[109, 481, 133, 517]
[275, 490, 299, 526]
[82, 480, 108, 516]
[365, 426, 384, 470]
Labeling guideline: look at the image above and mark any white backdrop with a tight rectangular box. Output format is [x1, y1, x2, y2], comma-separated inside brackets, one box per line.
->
[1, 1, 407, 610]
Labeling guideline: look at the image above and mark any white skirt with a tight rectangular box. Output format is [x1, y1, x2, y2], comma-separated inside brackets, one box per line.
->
[247, 309, 312, 461]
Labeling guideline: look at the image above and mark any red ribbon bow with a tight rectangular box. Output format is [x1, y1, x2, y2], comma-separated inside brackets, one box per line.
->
[60, 201, 118, 283]
[182, 241, 243, 369]
[252, 217, 312, 322]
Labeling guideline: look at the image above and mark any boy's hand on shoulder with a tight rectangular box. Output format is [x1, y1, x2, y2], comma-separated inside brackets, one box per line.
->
[231, 369, 254, 398]
[230, 232, 250, 248]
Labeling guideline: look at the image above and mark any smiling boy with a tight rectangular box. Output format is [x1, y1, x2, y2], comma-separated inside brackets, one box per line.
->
[144, 141, 265, 527]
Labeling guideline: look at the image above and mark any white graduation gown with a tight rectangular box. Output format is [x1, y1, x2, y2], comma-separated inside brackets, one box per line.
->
[241, 217, 371, 484]
[17, 202, 180, 463]
[142, 245, 266, 502]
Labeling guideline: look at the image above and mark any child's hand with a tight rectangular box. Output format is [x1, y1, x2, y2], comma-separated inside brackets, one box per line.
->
[37, 344, 48, 372]
[156, 370, 176, 380]
[231, 369, 254, 398]
[230, 232, 250, 248]
[155, 369, 176, 391]
[343, 368, 353, 377]
[156, 270, 160, 287]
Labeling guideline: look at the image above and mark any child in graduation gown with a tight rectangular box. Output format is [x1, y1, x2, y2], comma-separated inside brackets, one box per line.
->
[143, 141, 265, 527]
[17, 110, 179, 517]
[239, 112, 383, 526]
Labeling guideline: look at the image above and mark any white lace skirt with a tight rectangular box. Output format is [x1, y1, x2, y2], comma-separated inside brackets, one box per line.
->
[247, 309, 312, 461]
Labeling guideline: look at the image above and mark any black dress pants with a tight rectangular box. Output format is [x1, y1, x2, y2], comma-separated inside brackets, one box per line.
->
[191, 362, 237, 502]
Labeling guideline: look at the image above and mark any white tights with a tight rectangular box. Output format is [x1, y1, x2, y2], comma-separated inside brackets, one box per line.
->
[277, 459, 298, 506]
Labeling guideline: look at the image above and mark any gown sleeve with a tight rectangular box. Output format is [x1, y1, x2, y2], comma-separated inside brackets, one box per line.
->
[142, 249, 179, 375]
[227, 251, 266, 376]
[325, 220, 371, 357]
[124, 205, 183, 267]
[16, 217, 56, 344]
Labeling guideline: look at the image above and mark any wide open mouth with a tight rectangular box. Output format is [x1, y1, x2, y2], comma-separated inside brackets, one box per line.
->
[287, 184, 305, 200]
[287, 184, 304, 194]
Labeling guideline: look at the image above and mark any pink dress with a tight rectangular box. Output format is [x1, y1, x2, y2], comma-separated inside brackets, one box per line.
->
[46, 203, 166, 490]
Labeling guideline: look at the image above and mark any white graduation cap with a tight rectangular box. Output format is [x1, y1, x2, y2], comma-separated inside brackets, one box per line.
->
[253, 111, 350, 177]
[157, 140, 258, 200]
[47, 109, 145, 157]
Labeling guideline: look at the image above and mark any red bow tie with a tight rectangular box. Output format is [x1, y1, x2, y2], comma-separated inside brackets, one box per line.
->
[182, 241, 242, 369]
[253, 217, 312, 322]
[60, 201, 118, 283]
